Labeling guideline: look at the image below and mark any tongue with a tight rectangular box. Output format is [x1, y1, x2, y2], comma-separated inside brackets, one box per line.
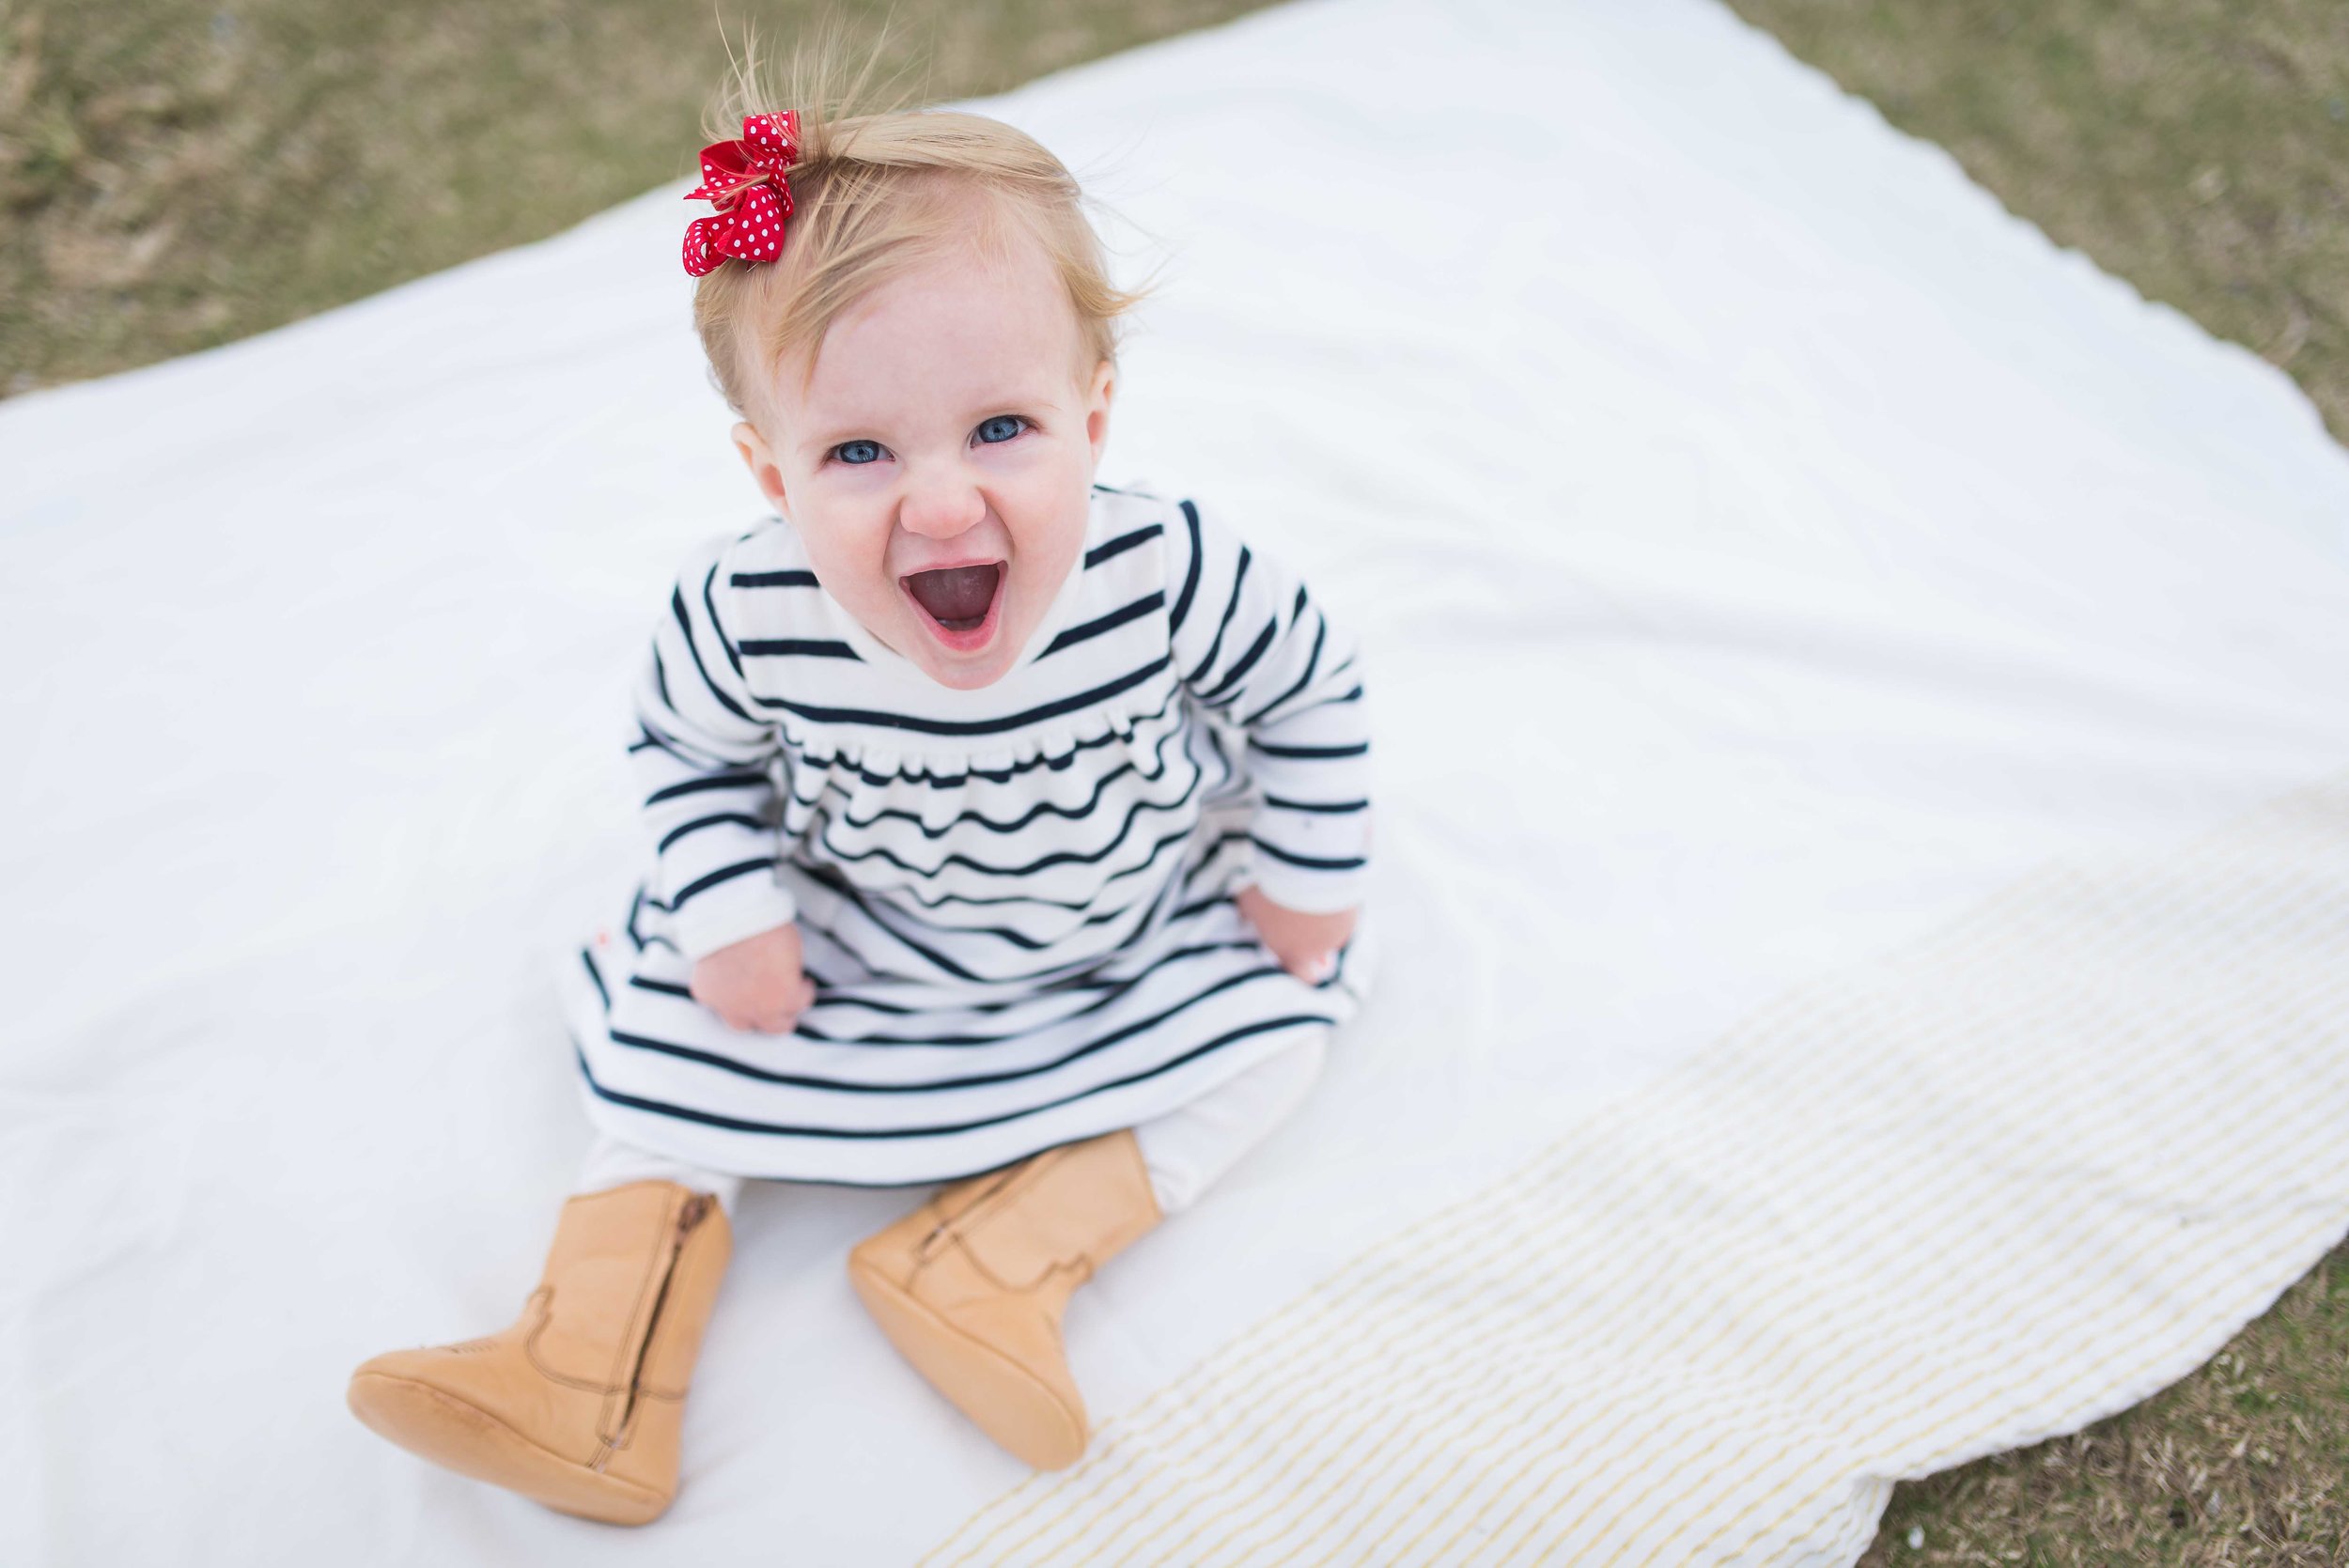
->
[905, 564, 1002, 629]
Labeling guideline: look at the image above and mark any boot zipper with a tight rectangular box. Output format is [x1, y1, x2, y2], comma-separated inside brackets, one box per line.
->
[599, 1192, 712, 1453]
[914, 1160, 1042, 1263]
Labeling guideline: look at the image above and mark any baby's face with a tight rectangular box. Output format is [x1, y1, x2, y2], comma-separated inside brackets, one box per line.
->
[733, 237, 1113, 691]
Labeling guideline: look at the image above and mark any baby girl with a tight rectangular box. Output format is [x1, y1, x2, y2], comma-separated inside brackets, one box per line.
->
[346, 70, 1372, 1526]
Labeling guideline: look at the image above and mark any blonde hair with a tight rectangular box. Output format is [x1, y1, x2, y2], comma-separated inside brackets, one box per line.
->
[692, 39, 1143, 427]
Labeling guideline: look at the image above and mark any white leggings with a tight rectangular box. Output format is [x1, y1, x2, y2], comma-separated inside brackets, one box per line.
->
[575, 1033, 1328, 1218]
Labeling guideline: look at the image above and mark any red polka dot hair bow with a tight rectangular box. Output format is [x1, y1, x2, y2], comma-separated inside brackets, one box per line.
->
[681, 111, 800, 276]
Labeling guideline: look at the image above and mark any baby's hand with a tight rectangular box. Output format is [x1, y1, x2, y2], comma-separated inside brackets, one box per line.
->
[1236, 886, 1358, 984]
[690, 923, 817, 1034]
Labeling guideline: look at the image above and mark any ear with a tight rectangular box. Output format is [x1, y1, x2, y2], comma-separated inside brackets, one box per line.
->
[732, 420, 790, 515]
[1082, 359, 1115, 469]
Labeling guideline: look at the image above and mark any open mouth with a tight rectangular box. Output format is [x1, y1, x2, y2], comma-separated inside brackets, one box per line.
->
[900, 562, 1004, 650]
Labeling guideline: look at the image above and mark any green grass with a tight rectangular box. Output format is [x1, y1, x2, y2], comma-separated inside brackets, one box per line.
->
[7, 0, 2347, 1560]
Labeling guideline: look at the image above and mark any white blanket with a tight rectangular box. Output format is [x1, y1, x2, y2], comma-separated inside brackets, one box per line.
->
[6, 0, 2347, 1562]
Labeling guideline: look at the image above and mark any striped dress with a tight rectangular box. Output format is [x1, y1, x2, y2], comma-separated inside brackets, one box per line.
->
[560, 486, 1374, 1185]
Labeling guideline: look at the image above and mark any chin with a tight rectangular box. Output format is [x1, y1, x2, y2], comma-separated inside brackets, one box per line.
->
[914, 644, 1019, 691]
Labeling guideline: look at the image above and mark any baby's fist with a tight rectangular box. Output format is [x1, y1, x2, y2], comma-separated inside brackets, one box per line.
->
[690, 922, 816, 1034]
[1236, 886, 1357, 983]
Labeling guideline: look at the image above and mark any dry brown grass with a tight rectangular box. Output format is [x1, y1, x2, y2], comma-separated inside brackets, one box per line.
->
[0, 0, 1281, 395]
[7, 3, 2346, 1560]
[1719, 9, 2349, 1556]
[1724, 0, 2349, 443]
[1855, 1246, 2349, 1563]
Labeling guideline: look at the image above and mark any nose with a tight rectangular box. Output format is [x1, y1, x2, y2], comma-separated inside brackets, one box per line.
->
[896, 466, 987, 542]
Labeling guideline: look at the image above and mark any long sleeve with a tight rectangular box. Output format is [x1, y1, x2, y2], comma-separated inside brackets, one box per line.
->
[1165, 498, 1371, 913]
[628, 537, 797, 961]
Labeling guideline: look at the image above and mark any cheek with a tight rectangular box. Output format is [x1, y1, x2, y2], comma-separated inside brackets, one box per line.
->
[1002, 467, 1092, 571]
[791, 486, 898, 595]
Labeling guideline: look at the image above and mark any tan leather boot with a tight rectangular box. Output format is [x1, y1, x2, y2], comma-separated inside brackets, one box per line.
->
[848, 1129, 1162, 1469]
[347, 1180, 730, 1526]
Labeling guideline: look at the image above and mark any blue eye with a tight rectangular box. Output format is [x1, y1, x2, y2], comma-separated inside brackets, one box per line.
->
[974, 415, 1027, 445]
[832, 440, 885, 466]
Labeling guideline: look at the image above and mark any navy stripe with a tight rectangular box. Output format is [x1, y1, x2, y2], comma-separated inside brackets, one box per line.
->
[1185, 547, 1251, 686]
[624, 887, 678, 955]
[739, 638, 860, 659]
[703, 563, 748, 682]
[808, 818, 1200, 917]
[646, 771, 768, 805]
[632, 720, 748, 772]
[790, 719, 1185, 840]
[579, 949, 611, 1009]
[1248, 738, 1368, 760]
[791, 918, 1270, 1017]
[1248, 834, 1366, 872]
[630, 722, 694, 760]
[657, 811, 769, 854]
[751, 655, 1171, 737]
[1182, 827, 1252, 884]
[1240, 611, 1327, 727]
[626, 937, 1266, 1036]
[732, 569, 820, 587]
[573, 1014, 1334, 1145]
[1199, 615, 1276, 704]
[669, 588, 754, 722]
[672, 857, 773, 907]
[1168, 500, 1205, 633]
[1040, 591, 1164, 659]
[789, 686, 1183, 790]
[809, 768, 1206, 886]
[816, 845, 1189, 966]
[1084, 523, 1163, 569]
[809, 875, 992, 982]
[791, 940, 1264, 1044]
[1262, 795, 1369, 815]
[610, 965, 1286, 1086]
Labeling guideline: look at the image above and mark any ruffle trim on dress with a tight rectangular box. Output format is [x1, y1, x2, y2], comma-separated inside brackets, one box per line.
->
[774, 672, 1185, 784]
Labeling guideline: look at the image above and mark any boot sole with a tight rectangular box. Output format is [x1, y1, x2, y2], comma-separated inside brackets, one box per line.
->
[848, 1259, 1089, 1470]
[347, 1371, 671, 1526]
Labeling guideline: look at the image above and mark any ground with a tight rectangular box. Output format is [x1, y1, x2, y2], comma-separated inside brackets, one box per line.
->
[0, 0, 1273, 395]
[1717, 5, 2349, 1557]
[4, 0, 2344, 1559]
